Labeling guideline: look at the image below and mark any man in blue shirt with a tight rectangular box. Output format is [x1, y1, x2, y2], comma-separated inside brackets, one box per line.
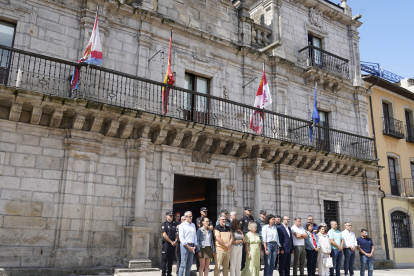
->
[357, 229, 375, 276]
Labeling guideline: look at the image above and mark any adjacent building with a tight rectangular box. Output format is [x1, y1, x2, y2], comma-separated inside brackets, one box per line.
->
[0, 0, 390, 272]
[364, 74, 414, 268]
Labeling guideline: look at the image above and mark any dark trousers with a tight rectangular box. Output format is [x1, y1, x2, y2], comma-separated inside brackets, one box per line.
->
[175, 241, 181, 275]
[278, 252, 291, 276]
[343, 248, 355, 276]
[330, 249, 343, 276]
[306, 250, 318, 276]
[241, 234, 247, 270]
[161, 242, 175, 276]
[275, 253, 279, 269]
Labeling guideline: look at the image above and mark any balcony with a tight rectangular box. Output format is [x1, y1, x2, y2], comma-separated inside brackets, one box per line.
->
[406, 125, 414, 143]
[298, 45, 350, 80]
[402, 178, 414, 197]
[382, 117, 405, 139]
[0, 44, 375, 161]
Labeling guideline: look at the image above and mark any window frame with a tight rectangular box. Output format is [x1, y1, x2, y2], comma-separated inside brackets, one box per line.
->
[0, 20, 17, 85]
[391, 211, 412, 248]
[323, 200, 339, 231]
[387, 157, 399, 196]
[183, 72, 210, 124]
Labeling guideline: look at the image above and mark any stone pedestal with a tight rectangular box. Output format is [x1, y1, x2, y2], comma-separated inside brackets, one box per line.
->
[124, 226, 153, 268]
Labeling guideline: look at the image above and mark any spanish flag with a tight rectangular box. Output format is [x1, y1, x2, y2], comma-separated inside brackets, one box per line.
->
[163, 29, 175, 114]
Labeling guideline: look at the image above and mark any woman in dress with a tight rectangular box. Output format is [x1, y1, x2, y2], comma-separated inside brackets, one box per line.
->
[316, 224, 331, 276]
[196, 217, 215, 276]
[304, 223, 320, 276]
[241, 222, 263, 276]
[230, 219, 245, 276]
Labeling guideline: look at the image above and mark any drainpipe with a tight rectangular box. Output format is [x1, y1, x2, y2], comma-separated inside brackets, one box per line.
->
[368, 76, 390, 260]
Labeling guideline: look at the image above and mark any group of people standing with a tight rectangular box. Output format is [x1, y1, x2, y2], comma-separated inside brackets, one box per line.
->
[161, 209, 375, 276]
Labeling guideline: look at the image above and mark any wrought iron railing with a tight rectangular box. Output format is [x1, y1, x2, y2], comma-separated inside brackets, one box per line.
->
[406, 124, 414, 143]
[382, 117, 405, 139]
[361, 61, 405, 83]
[402, 178, 414, 197]
[298, 45, 350, 79]
[0, 44, 375, 160]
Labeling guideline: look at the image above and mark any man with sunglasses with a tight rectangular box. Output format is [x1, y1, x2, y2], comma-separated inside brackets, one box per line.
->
[357, 229, 374, 276]
[178, 211, 197, 276]
[342, 222, 357, 276]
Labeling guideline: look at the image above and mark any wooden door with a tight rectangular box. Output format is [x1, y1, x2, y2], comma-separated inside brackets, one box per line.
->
[0, 21, 16, 85]
[182, 73, 209, 124]
[388, 157, 399, 196]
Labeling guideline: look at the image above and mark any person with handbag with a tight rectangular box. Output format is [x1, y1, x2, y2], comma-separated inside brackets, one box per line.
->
[316, 224, 332, 276]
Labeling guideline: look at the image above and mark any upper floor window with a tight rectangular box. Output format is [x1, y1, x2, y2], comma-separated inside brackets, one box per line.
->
[0, 21, 16, 84]
[405, 110, 414, 142]
[184, 73, 209, 124]
[387, 157, 399, 196]
[324, 200, 339, 231]
[308, 34, 322, 66]
[315, 110, 329, 151]
[382, 101, 404, 139]
[391, 211, 412, 248]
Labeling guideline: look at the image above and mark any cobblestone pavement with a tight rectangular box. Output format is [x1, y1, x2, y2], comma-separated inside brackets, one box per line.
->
[106, 265, 414, 276]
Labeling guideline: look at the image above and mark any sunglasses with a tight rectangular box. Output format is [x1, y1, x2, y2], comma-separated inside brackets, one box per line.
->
[186, 216, 193, 218]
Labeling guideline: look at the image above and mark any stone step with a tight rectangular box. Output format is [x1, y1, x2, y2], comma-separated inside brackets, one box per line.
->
[114, 268, 159, 276]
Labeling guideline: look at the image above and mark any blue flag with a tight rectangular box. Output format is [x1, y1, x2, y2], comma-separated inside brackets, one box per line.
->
[309, 82, 320, 141]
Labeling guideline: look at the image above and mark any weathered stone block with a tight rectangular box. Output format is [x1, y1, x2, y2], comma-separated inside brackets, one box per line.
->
[0, 228, 22, 245]
[22, 229, 54, 246]
[2, 201, 42, 217]
[21, 178, 59, 193]
[10, 153, 36, 167]
[35, 156, 61, 170]
[93, 206, 114, 221]
[3, 216, 47, 229]
[0, 256, 21, 267]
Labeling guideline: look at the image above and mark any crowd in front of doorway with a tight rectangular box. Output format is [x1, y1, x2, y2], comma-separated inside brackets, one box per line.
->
[161, 207, 374, 276]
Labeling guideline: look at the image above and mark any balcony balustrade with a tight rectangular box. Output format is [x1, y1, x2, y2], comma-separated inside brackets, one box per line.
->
[0, 44, 375, 161]
[298, 45, 350, 79]
[402, 178, 414, 198]
[382, 117, 405, 139]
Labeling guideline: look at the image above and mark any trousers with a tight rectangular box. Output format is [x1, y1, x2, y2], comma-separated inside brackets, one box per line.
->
[161, 242, 175, 276]
[278, 252, 292, 276]
[343, 248, 355, 276]
[293, 245, 306, 276]
[214, 250, 230, 276]
[230, 245, 242, 276]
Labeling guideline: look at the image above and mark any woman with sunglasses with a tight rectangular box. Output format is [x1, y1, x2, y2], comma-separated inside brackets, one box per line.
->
[197, 217, 215, 276]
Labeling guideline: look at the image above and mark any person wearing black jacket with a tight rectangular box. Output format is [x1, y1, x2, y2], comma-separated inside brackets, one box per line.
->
[161, 211, 178, 276]
[277, 216, 294, 276]
[240, 206, 254, 270]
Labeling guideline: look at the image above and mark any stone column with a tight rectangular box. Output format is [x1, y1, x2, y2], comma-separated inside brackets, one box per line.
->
[252, 158, 263, 219]
[124, 138, 153, 268]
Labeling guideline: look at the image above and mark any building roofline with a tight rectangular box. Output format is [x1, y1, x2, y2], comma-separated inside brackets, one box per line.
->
[362, 74, 414, 101]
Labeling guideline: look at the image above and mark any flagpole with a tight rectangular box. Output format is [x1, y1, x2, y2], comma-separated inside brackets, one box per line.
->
[262, 61, 265, 137]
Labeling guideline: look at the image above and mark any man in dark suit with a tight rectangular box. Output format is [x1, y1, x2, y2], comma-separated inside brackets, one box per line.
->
[277, 216, 294, 276]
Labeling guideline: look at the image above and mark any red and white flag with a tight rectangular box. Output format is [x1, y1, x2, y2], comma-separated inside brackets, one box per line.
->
[250, 63, 272, 134]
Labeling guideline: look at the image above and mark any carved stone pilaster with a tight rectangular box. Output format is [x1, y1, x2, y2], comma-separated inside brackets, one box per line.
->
[49, 108, 64, 128]
[210, 139, 226, 154]
[223, 141, 240, 156]
[105, 119, 120, 137]
[182, 133, 199, 150]
[166, 129, 185, 147]
[151, 126, 168, 145]
[72, 113, 86, 130]
[9, 102, 22, 122]
[236, 144, 252, 158]
[119, 121, 134, 139]
[90, 116, 104, 132]
[289, 154, 303, 167]
[195, 136, 213, 154]
[30, 106, 43, 125]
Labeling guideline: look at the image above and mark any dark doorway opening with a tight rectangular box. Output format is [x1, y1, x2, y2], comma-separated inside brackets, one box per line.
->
[173, 174, 218, 227]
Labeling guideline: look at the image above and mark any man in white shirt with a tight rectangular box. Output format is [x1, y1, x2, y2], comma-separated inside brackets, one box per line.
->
[291, 217, 308, 276]
[342, 222, 357, 276]
[178, 211, 197, 276]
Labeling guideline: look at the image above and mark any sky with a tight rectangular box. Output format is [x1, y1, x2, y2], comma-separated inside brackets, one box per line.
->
[346, 0, 413, 79]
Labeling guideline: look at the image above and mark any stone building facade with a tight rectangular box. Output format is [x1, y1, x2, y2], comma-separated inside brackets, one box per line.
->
[0, 0, 388, 271]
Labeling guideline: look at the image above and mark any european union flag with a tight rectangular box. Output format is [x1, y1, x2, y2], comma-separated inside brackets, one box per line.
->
[309, 82, 320, 141]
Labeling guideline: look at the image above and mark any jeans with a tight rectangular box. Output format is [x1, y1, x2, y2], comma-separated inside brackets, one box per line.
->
[329, 249, 342, 276]
[293, 245, 306, 276]
[343, 248, 355, 275]
[359, 255, 373, 276]
[305, 250, 318, 276]
[264, 242, 278, 276]
[178, 244, 194, 276]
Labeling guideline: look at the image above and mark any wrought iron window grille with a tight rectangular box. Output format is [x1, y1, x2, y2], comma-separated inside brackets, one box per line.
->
[391, 211, 412, 248]
[324, 200, 339, 231]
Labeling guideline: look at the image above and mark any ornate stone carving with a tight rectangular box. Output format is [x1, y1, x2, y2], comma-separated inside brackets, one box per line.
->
[182, 133, 199, 150]
[137, 124, 151, 139]
[151, 127, 168, 145]
[309, 8, 323, 28]
[30, 106, 43, 125]
[119, 121, 134, 139]
[223, 85, 229, 99]
[72, 113, 86, 130]
[210, 139, 227, 154]
[191, 151, 212, 164]
[262, 148, 276, 162]
[251, 145, 264, 158]
[236, 144, 252, 159]
[90, 116, 104, 132]
[297, 156, 312, 169]
[306, 159, 320, 170]
[289, 154, 303, 167]
[49, 108, 64, 128]
[195, 136, 214, 154]
[279, 152, 294, 165]
[269, 150, 284, 164]
[105, 119, 120, 137]
[167, 129, 185, 147]
[8, 102, 21, 122]
[223, 141, 240, 156]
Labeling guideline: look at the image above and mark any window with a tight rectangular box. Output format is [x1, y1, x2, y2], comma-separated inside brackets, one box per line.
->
[406, 111, 414, 140]
[316, 110, 330, 151]
[308, 34, 322, 66]
[388, 157, 399, 196]
[411, 162, 414, 179]
[324, 200, 339, 231]
[183, 73, 209, 124]
[391, 211, 412, 248]
[0, 21, 16, 85]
